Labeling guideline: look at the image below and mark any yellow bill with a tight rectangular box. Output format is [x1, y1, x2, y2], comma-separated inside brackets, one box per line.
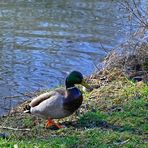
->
[81, 80, 93, 92]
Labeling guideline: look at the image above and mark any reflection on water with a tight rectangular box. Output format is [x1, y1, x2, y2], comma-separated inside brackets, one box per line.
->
[0, 0, 133, 115]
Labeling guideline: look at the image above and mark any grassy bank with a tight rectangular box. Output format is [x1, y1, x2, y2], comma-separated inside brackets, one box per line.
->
[0, 69, 147, 148]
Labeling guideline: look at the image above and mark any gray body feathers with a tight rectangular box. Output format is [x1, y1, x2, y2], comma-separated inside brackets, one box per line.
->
[29, 89, 71, 119]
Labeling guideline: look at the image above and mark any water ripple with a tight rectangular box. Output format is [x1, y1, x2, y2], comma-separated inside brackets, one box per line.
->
[0, 0, 135, 115]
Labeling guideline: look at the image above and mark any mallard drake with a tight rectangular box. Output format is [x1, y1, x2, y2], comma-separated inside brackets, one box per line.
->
[24, 71, 92, 129]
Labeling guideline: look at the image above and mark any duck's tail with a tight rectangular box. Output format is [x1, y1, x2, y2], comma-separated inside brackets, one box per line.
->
[24, 105, 31, 113]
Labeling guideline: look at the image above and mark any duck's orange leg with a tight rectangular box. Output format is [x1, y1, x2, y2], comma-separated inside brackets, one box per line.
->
[45, 119, 64, 129]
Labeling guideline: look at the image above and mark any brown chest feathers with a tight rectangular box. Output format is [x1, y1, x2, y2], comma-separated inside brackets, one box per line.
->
[63, 87, 83, 113]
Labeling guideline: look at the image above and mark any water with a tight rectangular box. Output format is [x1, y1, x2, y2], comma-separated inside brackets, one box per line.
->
[0, 0, 138, 115]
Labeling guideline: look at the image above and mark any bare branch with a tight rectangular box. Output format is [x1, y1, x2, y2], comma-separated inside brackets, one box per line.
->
[119, 0, 148, 27]
[0, 126, 30, 131]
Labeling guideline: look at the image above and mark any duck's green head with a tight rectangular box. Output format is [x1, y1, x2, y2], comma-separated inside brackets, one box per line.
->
[65, 71, 91, 89]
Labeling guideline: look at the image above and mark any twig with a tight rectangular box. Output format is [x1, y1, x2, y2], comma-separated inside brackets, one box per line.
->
[132, 0, 143, 18]
[113, 139, 130, 145]
[99, 42, 110, 53]
[93, 62, 101, 71]
[0, 126, 30, 131]
[120, 1, 147, 27]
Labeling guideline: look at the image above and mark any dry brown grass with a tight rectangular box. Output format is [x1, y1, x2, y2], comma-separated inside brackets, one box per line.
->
[103, 27, 148, 82]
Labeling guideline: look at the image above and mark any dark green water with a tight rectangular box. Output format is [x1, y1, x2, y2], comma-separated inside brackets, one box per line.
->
[0, 0, 141, 114]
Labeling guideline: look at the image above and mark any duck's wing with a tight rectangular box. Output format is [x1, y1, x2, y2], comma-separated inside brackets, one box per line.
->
[30, 94, 69, 119]
[29, 91, 58, 107]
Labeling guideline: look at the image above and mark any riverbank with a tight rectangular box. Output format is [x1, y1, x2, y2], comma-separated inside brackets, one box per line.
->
[0, 69, 147, 147]
[0, 28, 148, 147]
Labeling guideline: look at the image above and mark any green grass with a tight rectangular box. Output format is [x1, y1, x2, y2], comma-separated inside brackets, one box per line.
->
[0, 80, 147, 148]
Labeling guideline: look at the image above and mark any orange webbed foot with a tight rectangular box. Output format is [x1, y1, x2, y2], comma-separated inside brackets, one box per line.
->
[45, 119, 65, 129]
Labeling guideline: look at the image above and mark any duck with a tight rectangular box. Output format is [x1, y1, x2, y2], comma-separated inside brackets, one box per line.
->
[24, 71, 92, 129]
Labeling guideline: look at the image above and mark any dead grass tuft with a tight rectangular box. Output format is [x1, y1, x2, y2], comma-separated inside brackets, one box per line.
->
[103, 28, 148, 82]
